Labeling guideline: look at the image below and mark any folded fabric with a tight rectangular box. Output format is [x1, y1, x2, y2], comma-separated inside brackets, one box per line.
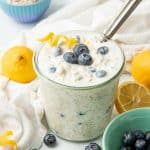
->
[0, 0, 150, 149]
[0, 77, 45, 150]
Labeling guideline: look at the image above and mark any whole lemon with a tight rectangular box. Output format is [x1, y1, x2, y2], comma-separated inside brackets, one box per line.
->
[131, 50, 150, 87]
[1, 46, 36, 83]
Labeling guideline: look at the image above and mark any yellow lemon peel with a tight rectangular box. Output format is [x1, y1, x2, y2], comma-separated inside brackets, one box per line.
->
[39, 32, 54, 42]
[50, 35, 65, 47]
[67, 38, 77, 49]
[0, 130, 17, 150]
[39, 32, 77, 48]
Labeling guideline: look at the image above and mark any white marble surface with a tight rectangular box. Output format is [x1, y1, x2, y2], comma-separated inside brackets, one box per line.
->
[0, 0, 102, 150]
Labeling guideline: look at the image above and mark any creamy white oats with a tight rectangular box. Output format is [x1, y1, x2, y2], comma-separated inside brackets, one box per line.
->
[37, 32, 124, 87]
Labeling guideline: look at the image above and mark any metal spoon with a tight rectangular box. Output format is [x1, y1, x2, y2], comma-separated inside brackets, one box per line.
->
[101, 0, 143, 42]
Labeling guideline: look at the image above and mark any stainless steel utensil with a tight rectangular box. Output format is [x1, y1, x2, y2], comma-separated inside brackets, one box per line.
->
[101, 0, 143, 42]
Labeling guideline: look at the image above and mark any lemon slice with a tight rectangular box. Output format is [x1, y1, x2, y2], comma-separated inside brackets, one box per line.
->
[115, 81, 150, 113]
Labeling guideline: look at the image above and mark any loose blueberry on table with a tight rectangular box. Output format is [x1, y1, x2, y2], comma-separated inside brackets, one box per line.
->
[32, 133, 103, 150]
[31, 132, 56, 149]
[43, 133, 56, 147]
[85, 143, 102, 150]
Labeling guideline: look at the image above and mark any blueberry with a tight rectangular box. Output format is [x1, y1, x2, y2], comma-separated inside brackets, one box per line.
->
[73, 44, 89, 56]
[135, 139, 146, 150]
[85, 143, 101, 150]
[145, 131, 150, 143]
[98, 46, 109, 55]
[120, 147, 132, 150]
[96, 70, 107, 78]
[63, 52, 78, 64]
[43, 133, 56, 147]
[133, 130, 145, 139]
[78, 53, 92, 65]
[49, 67, 56, 73]
[54, 46, 62, 57]
[122, 131, 136, 146]
[88, 66, 96, 73]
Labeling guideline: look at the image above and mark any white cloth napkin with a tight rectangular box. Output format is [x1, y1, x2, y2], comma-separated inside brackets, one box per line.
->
[0, 77, 45, 150]
[0, 0, 150, 149]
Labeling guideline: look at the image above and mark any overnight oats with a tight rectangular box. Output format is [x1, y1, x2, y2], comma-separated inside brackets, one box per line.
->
[34, 31, 125, 141]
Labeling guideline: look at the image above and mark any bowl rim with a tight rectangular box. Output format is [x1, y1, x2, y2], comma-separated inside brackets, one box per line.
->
[102, 107, 150, 150]
[0, 0, 50, 7]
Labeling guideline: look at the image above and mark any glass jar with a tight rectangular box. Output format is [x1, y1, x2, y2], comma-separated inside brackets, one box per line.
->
[33, 31, 125, 141]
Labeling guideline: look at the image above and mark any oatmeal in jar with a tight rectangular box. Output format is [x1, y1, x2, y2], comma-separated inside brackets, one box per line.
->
[34, 31, 125, 141]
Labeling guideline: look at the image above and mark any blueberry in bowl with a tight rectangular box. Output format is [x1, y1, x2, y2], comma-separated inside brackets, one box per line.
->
[0, 0, 51, 23]
[145, 131, 150, 144]
[120, 130, 150, 150]
[122, 131, 136, 147]
[133, 130, 145, 140]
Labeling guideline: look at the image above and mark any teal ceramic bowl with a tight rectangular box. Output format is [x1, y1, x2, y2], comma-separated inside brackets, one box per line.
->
[102, 108, 150, 150]
[0, 0, 51, 23]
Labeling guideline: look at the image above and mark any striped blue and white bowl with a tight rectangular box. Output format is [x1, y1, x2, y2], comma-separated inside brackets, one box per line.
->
[0, 0, 51, 23]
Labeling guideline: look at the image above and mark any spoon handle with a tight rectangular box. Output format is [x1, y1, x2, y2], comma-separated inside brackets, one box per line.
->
[101, 0, 143, 42]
